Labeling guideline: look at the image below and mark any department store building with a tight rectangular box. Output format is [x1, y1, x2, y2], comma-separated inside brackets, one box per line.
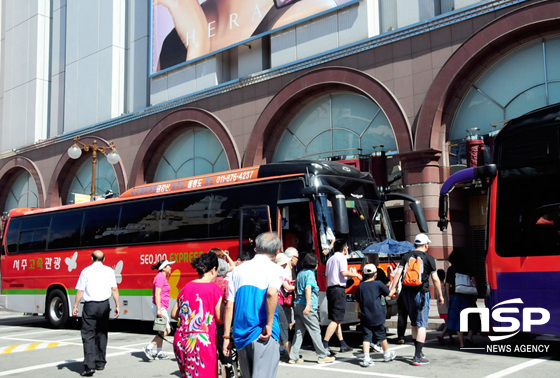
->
[1, 0, 559, 266]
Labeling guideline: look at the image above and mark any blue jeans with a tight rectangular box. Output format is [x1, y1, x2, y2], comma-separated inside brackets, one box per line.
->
[402, 290, 430, 328]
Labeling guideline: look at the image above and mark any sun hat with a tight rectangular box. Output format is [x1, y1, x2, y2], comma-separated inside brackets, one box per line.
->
[275, 253, 291, 266]
[159, 260, 176, 270]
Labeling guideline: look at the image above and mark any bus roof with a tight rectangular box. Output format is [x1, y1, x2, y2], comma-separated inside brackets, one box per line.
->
[121, 160, 369, 199]
[7, 160, 370, 217]
[498, 103, 560, 136]
[494, 103, 560, 167]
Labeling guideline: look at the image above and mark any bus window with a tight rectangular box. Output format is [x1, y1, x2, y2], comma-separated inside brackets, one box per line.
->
[523, 204, 560, 255]
[48, 210, 83, 250]
[82, 206, 120, 247]
[208, 194, 239, 239]
[5, 218, 21, 253]
[118, 198, 163, 244]
[161, 193, 211, 241]
[240, 206, 271, 253]
[18, 215, 51, 252]
[280, 201, 313, 253]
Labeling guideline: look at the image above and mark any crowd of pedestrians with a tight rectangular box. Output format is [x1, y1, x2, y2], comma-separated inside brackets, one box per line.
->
[73, 233, 477, 377]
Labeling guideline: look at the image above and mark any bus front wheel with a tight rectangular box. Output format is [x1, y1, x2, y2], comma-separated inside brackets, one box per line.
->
[45, 289, 69, 328]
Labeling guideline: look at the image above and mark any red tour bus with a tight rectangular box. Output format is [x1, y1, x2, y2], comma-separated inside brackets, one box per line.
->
[1, 160, 426, 327]
[438, 104, 560, 337]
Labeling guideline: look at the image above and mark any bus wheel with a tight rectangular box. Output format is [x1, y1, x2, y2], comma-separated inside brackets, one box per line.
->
[45, 289, 69, 328]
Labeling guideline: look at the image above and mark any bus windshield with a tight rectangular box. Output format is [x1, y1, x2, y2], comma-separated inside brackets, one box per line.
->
[313, 175, 394, 256]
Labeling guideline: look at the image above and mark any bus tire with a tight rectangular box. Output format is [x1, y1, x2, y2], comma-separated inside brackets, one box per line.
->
[45, 289, 69, 328]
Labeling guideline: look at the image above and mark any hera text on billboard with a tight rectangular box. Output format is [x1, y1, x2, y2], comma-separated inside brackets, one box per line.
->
[151, 0, 358, 73]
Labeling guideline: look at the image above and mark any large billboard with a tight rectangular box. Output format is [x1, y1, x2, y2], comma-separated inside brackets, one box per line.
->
[151, 0, 357, 74]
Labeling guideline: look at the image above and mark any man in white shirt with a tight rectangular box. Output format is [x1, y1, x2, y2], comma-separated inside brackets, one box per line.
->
[323, 239, 362, 353]
[73, 250, 120, 376]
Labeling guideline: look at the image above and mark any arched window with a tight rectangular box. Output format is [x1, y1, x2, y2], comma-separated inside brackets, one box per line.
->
[451, 37, 560, 141]
[273, 93, 397, 161]
[154, 127, 229, 181]
[66, 154, 118, 204]
[4, 170, 39, 211]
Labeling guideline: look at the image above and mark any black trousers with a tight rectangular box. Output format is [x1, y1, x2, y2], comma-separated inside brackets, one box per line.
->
[397, 294, 409, 339]
[81, 300, 110, 370]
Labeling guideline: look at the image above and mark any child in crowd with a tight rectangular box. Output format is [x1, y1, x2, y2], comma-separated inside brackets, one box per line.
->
[355, 264, 397, 367]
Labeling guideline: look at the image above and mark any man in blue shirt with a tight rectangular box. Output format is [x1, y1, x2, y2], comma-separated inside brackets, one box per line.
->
[223, 232, 284, 377]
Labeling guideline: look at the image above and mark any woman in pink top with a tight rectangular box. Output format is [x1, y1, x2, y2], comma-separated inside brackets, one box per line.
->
[143, 259, 176, 360]
[172, 252, 224, 378]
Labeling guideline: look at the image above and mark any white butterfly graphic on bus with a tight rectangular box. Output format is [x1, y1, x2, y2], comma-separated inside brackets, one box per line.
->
[65, 252, 78, 272]
[64, 252, 123, 283]
[113, 260, 124, 284]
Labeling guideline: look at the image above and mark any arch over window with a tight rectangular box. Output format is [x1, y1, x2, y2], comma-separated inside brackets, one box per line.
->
[415, 0, 560, 151]
[244, 67, 411, 166]
[66, 154, 119, 203]
[4, 170, 39, 210]
[154, 126, 229, 181]
[274, 93, 396, 161]
[451, 37, 560, 141]
[130, 108, 239, 187]
[0, 157, 45, 213]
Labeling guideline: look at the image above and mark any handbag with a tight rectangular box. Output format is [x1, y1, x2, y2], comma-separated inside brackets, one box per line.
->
[283, 291, 293, 306]
[153, 316, 167, 332]
[455, 273, 477, 295]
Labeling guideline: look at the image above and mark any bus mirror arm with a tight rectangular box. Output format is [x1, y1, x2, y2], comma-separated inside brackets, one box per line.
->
[385, 193, 428, 233]
[438, 194, 449, 231]
[437, 164, 497, 231]
[303, 185, 349, 234]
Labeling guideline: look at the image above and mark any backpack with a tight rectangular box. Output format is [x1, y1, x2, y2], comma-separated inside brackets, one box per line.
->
[401, 254, 424, 287]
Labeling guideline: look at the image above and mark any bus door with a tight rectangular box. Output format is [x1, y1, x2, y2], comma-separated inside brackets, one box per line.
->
[239, 206, 271, 255]
[278, 199, 313, 256]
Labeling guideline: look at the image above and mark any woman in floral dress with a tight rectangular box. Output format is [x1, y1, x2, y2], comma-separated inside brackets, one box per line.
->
[171, 252, 224, 378]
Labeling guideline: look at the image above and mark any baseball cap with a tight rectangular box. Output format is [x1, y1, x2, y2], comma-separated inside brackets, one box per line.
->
[363, 264, 377, 275]
[414, 233, 432, 246]
[275, 253, 291, 266]
[159, 260, 176, 270]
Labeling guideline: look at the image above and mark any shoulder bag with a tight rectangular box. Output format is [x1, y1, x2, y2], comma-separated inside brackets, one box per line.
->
[455, 272, 477, 295]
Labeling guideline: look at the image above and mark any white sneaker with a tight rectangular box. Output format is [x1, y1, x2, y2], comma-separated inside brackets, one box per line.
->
[155, 351, 170, 360]
[384, 350, 397, 362]
[143, 346, 155, 360]
[361, 359, 374, 367]
[372, 343, 383, 353]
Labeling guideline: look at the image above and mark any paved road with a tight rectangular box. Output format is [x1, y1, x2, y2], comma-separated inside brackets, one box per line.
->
[1, 304, 559, 377]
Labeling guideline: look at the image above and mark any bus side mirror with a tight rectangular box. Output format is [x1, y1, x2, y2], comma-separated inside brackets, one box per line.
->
[385, 193, 428, 233]
[331, 194, 349, 234]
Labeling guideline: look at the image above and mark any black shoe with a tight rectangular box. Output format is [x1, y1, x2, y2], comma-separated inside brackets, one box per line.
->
[81, 369, 95, 376]
[95, 366, 104, 371]
[339, 346, 353, 353]
[327, 348, 337, 357]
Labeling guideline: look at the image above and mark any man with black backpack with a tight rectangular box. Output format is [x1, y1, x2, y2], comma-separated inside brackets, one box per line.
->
[388, 234, 444, 366]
